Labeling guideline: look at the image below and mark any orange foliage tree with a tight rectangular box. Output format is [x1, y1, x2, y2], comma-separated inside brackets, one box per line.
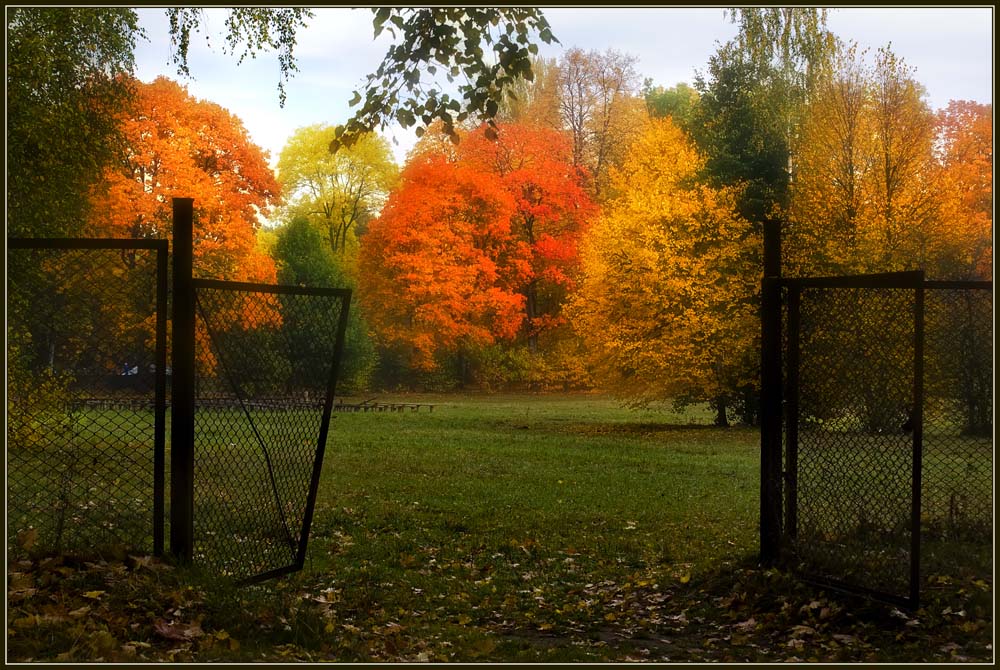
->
[87, 76, 284, 376]
[87, 76, 281, 283]
[358, 153, 529, 372]
[457, 123, 597, 353]
[933, 100, 993, 280]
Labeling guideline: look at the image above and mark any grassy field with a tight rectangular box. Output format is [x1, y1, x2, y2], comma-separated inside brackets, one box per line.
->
[7, 393, 993, 663]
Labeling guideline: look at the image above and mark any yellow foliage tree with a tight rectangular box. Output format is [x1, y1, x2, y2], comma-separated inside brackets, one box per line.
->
[567, 118, 757, 425]
[786, 45, 939, 276]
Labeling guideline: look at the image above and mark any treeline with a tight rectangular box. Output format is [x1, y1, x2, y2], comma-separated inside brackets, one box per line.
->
[9, 10, 991, 424]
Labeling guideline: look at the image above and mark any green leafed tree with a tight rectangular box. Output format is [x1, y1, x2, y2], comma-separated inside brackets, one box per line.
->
[331, 8, 559, 151]
[642, 80, 699, 131]
[6, 7, 142, 237]
[273, 216, 377, 393]
[276, 125, 398, 269]
[692, 8, 835, 227]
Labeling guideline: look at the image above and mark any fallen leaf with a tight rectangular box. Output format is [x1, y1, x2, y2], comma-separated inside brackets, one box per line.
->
[83, 590, 106, 600]
[17, 528, 37, 551]
[69, 606, 91, 619]
[154, 619, 204, 642]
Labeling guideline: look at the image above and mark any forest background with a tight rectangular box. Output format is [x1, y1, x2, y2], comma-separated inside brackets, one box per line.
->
[7, 7, 993, 426]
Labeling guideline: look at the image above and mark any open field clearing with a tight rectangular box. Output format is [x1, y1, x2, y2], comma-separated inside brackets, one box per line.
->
[7, 394, 992, 663]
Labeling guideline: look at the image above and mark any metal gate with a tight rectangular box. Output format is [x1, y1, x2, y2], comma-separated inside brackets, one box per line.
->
[780, 271, 924, 608]
[9, 201, 351, 584]
[170, 199, 351, 583]
[763, 266, 993, 609]
[7, 238, 168, 558]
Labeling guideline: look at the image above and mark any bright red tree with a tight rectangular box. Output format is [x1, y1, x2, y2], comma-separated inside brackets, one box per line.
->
[457, 123, 596, 350]
[358, 154, 529, 371]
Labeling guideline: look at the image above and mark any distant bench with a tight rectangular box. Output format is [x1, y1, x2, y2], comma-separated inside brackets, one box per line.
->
[70, 396, 325, 412]
[69, 396, 434, 413]
[333, 398, 435, 413]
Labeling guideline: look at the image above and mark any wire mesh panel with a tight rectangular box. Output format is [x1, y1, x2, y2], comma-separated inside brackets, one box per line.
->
[192, 280, 350, 582]
[783, 281, 919, 606]
[921, 285, 992, 581]
[7, 240, 167, 559]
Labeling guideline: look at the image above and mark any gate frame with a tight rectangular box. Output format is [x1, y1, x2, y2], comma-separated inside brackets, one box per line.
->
[8, 237, 169, 556]
[775, 270, 925, 609]
[169, 197, 352, 583]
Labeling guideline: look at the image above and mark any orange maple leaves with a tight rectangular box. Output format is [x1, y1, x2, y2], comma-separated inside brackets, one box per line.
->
[359, 122, 597, 370]
[87, 76, 280, 284]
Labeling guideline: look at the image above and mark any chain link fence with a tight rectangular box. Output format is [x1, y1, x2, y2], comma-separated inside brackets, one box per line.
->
[192, 281, 350, 582]
[8, 240, 167, 559]
[920, 285, 993, 584]
[773, 275, 992, 607]
[784, 284, 919, 604]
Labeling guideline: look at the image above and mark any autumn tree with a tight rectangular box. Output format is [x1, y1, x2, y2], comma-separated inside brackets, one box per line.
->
[358, 153, 528, 377]
[926, 102, 993, 437]
[786, 45, 939, 276]
[497, 56, 562, 128]
[932, 100, 993, 280]
[87, 76, 280, 283]
[567, 118, 757, 426]
[783, 43, 872, 275]
[457, 123, 596, 354]
[276, 125, 397, 274]
[7, 7, 556, 236]
[556, 48, 647, 201]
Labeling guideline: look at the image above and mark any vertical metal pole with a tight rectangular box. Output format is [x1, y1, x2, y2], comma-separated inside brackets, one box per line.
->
[785, 284, 800, 540]
[909, 275, 925, 608]
[170, 198, 195, 563]
[296, 290, 352, 568]
[760, 218, 783, 564]
[153, 242, 168, 556]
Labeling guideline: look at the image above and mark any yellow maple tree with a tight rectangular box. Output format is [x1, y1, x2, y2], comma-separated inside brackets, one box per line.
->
[786, 45, 939, 276]
[567, 117, 757, 424]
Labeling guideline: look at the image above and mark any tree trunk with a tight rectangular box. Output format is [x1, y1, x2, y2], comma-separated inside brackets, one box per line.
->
[525, 282, 538, 354]
[714, 396, 729, 427]
[456, 349, 471, 389]
[740, 385, 758, 426]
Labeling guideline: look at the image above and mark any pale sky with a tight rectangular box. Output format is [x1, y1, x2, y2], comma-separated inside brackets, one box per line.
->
[132, 7, 994, 167]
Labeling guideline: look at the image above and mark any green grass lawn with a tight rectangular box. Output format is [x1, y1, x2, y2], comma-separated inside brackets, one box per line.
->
[7, 393, 993, 663]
